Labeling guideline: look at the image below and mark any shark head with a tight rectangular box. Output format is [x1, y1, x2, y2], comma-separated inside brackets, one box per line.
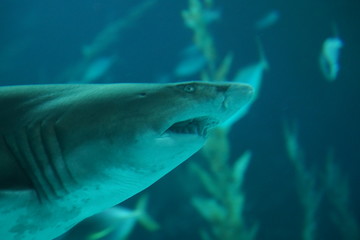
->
[52, 81, 253, 191]
[40, 81, 252, 205]
[120, 81, 253, 171]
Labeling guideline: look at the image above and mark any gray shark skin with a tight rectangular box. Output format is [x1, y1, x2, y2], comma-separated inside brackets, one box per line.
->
[0, 81, 253, 240]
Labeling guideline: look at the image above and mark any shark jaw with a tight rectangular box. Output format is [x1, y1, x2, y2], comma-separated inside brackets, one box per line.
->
[163, 116, 218, 138]
[150, 116, 218, 165]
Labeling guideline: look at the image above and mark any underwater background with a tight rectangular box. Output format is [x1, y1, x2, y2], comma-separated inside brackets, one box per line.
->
[1, 0, 359, 239]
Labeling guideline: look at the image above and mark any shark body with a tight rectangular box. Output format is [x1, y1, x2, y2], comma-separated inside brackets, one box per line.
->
[0, 81, 252, 240]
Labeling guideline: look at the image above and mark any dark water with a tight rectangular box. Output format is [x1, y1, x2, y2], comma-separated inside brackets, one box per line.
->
[1, 0, 359, 239]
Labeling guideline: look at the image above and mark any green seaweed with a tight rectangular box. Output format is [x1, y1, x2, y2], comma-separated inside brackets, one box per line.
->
[283, 121, 359, 240]
[182, 1, 259, 239]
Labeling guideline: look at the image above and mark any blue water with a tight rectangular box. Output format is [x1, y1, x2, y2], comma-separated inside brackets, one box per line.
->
[1, 0, 359, 239]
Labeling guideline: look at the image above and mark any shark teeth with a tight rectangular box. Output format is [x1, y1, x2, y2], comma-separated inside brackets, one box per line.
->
[166, 117, 218, 137]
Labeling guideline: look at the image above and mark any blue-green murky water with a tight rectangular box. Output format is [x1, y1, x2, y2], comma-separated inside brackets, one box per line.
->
[1, 0, 359, 239]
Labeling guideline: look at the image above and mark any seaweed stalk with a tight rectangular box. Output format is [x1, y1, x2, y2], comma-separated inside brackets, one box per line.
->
[283, 121, 321, 240]
[324, 150, 360, 240]
[182, 1, 258, 239]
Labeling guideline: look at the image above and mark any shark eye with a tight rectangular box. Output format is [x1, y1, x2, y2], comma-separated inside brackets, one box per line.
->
[183, 85, 195, 93]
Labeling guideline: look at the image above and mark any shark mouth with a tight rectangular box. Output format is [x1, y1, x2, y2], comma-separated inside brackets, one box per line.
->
[165, 117, 219, 138]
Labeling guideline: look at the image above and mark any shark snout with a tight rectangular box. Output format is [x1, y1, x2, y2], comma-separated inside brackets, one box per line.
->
[222, 83, 253, 111]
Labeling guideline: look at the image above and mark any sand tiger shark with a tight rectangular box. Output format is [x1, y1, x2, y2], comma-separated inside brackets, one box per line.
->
[0, 81, 253, 240]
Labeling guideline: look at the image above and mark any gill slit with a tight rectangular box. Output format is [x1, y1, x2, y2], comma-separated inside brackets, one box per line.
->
[53, 124, 77, 184]
[3, 133, 49, 203]
[2, 121, 77, 203]
[40, 122, 77, 192]
[26, 127, 60, 198]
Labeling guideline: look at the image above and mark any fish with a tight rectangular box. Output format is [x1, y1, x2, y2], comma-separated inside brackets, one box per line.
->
[82, 56, 116, 83]
[174, 45, 207, 77]
[255, 10, 280, 30]
[0, 81, 253, 240]
[319, 36, 343, 81]
[56, 195, 159, 240]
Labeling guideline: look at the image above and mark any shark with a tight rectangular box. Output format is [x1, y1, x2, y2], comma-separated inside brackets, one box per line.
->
[0, 81, 253, 240]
